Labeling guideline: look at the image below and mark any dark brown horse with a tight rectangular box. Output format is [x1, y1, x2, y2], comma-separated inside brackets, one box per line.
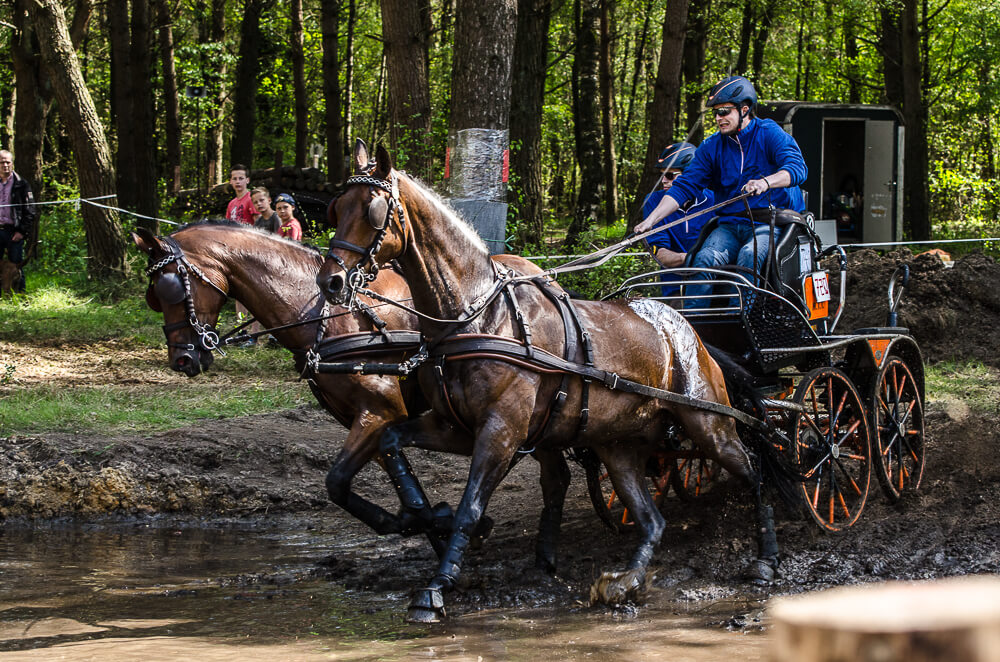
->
[316, 143, 782, 623]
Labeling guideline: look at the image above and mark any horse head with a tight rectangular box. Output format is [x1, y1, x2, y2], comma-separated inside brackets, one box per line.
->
[132, 227, 228, 377]
[318, 140, 409, 306]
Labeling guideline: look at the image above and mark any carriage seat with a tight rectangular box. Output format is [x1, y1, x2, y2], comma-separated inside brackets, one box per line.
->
[682, 208, 819, 312]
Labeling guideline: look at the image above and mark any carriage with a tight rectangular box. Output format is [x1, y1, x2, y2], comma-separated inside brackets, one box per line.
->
[590, 208, 925, 533]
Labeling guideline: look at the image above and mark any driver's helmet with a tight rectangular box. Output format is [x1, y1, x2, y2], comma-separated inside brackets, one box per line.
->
[655, 142, 697, 171]
[706, 75, 757, 109]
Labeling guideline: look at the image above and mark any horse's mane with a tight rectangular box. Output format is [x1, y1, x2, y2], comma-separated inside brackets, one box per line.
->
[172, 217, 324, 256]
[397, 172, 490, 256]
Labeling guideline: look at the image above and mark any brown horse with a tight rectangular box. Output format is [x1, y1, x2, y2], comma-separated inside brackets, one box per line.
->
[133, 219, 556, 553]
[316, 143, 781, 623]
[133, 222, 485, 551]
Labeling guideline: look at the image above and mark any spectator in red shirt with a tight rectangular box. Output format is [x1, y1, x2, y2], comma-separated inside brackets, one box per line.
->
[226, 164, 258, 225]
[274, 193, 303, 241]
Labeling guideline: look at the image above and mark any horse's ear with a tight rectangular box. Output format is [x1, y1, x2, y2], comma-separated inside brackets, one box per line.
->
[374, 144, 393, 180]
[132, 228, 166, 257]
[353, 139, 370, 174]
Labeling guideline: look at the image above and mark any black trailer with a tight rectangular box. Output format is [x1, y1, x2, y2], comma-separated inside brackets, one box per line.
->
[757, 102, 904, 247]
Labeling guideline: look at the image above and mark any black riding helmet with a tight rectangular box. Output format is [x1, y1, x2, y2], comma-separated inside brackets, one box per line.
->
[655, 142, 697, 171]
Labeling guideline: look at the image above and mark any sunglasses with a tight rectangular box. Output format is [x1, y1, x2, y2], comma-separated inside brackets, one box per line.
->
[712, 106, 738, 117]
[660, 171, 680, 181]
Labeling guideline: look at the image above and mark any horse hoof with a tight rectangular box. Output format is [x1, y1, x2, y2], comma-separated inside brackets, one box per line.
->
[743, 558, 776, 585]
[407, 587, 446, 623]
[589, 568, 648, 606]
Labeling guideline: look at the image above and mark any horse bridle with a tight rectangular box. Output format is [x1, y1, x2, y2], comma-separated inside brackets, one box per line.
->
[145, 238, 229, 355]
[326, 171, 408, 307]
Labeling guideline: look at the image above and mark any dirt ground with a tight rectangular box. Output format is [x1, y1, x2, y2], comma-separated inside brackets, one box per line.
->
[2, 249, 1000, 621]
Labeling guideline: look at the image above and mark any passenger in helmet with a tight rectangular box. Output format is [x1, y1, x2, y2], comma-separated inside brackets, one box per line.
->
[634, 75, 808, 310]
[641, 142, 714, 299]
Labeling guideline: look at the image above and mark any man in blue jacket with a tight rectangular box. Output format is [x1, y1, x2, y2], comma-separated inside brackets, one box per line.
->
[635, 75, 808, 310]
[642, 141, 714, 298]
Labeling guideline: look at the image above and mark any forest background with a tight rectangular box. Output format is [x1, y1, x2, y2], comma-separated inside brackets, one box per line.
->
[1, 0, 999, 284]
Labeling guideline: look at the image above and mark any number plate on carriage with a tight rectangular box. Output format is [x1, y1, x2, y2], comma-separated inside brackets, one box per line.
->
[812, 272, 831, 302]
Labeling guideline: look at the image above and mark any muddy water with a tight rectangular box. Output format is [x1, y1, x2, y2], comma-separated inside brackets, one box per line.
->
[0, 519, 769, 661]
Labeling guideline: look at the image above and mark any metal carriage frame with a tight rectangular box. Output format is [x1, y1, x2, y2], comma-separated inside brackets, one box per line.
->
[595, 230, 926, 533]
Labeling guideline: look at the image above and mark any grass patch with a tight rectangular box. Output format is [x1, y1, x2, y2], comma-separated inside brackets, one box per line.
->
[925, 361, 1000, 415]
[0, 380, 314, 436]
[0, 273, 246, 347]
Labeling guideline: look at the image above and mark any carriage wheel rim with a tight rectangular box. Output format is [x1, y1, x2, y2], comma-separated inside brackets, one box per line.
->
[792, 367, 871, 532]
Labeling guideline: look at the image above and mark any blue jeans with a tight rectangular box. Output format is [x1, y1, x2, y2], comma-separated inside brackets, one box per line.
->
[683, 221, 777, 310]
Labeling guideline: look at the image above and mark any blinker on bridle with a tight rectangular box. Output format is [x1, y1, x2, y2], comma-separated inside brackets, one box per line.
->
[145, 239, 229, 355]
[326, 171, 407, 307]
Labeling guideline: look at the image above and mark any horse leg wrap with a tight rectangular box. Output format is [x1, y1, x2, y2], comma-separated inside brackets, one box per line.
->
[756, 503, 779, 566]
[381, 447, 429, 513]
[431, 502, 455, 536]
[438, 530, 471, 587]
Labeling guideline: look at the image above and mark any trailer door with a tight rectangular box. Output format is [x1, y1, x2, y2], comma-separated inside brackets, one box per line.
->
[863, 120, 897, 244]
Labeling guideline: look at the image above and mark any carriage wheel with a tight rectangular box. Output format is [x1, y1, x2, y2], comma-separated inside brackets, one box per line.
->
[872, 356, 925, 502]
[791, 367, 872, 532]
[668, 439, 720, 501]
[584, 456, 672, 532]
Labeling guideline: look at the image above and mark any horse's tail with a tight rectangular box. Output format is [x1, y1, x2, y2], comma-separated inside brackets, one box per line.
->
[703, 343, 803, 507]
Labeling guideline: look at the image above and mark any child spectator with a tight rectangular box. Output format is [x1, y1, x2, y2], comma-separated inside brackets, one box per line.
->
[251, 187, 280, 233]
[274, 193, 303, 241]
[226, 164, 258, 225]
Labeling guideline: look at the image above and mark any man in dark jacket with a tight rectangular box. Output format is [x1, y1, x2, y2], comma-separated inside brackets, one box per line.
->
[0, 150, 38, 292]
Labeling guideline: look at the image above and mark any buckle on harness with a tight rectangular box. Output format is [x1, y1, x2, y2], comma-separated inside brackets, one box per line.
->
[605, 373, 619, 390]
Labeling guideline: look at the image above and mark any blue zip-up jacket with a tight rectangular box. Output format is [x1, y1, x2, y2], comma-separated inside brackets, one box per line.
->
[642, 188, 714, 296]
[666, 117, 807, 224]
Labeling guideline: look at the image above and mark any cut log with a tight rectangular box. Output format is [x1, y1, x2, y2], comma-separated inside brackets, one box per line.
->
[769, 576, 1000, 662]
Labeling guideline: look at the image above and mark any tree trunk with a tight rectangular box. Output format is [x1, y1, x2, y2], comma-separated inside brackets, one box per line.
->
[205, 0, 227, 186]
[750, 0, 774, 85]
[629, 0, 688, 228]
[130, 0, 158, 226]
[509, 0, 552, 245]
[736, 0, 752, 74]
[567, 0, 603, 246]
[622, 0, 652, 153]
[843, 7, 861, 103]
[450, 0, 516, 131]
[12, 0, 52, 198]
[683, 0, 708, 142]
[900, 0, 929, 240]
[108, 0, 137, 210]
[448, 0, 517, 253]
[291, 0, 309, 168]
[156, 0, 182, 194]
[321, 0, 345, 183]
[230, 0, 270, 170]
[28, 0, 128, 279]
[380, 0, 433, 180]
[598, 0, 617, 225]
[343, 0, 356, 161]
